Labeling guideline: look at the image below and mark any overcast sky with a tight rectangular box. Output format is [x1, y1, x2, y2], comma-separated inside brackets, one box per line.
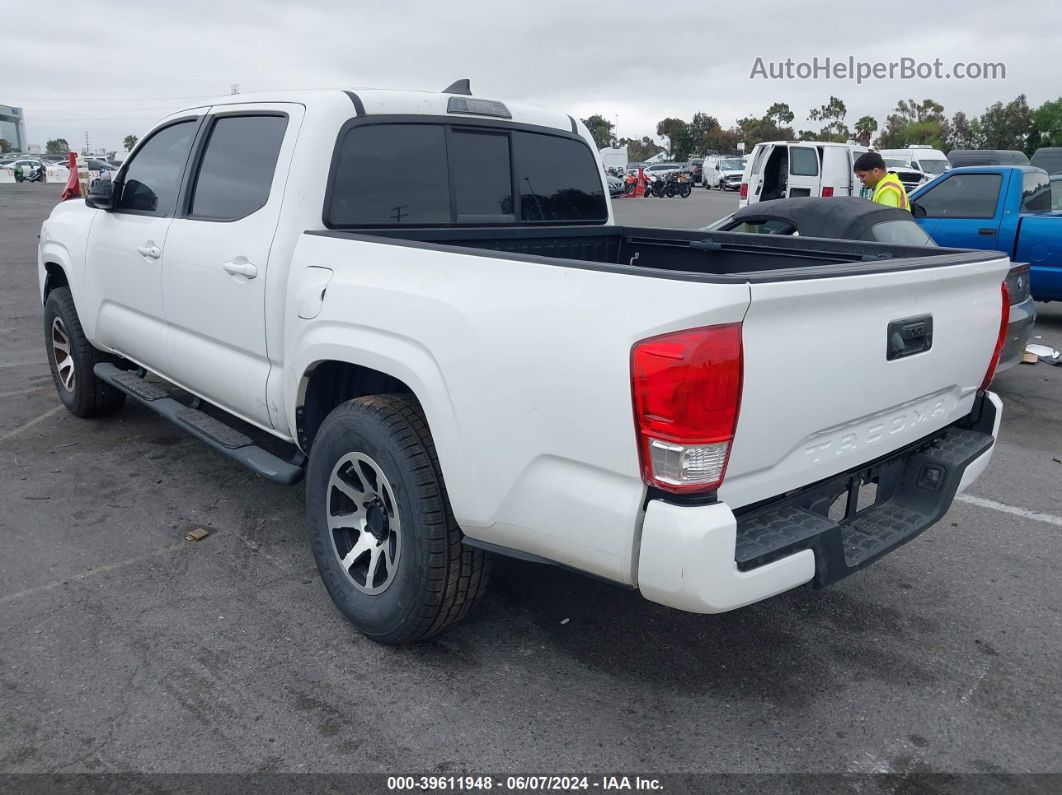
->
[3, 0, 1060, 154]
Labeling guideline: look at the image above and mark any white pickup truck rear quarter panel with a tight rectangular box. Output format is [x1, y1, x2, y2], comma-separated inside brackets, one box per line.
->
[286, 235, 752, 582]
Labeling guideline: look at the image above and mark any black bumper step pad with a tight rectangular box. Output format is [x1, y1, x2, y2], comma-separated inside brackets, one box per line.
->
[111, 371, 168, 401]
[94, 363, 304, 485]
[733, 403, 996, 587]
[174, 407, 252, 450]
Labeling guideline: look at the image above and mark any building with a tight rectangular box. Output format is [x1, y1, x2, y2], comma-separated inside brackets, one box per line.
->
[0, 104, 27, 152]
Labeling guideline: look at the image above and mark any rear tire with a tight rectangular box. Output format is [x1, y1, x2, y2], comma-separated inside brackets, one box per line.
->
[306, 394, 490, 645]
[44, 287, 126, 418]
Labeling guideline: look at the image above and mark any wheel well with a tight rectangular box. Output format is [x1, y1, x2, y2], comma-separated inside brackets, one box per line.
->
[43, 262, 68, 302]
[297, 361, 415, 450]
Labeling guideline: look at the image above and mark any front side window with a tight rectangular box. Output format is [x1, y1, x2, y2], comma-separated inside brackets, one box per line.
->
[189, 115, 288, 220]
[789, 147, 818, 176]
[914, 173, 1002, 218]
[115, 120, 198, 215]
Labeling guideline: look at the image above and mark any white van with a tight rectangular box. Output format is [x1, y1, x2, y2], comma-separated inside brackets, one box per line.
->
[877, 146, 950, 177]
[739, 141, 869, 207]
[703, 155, 746, 190]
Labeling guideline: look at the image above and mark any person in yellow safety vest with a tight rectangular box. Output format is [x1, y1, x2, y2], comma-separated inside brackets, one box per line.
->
[853, 151, 910, 211]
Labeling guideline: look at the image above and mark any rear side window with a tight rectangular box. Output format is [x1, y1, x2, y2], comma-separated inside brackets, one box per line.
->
[513, 131, 606, 222]
[326, 123, 606, 226]
[115, 120, 198, 215]
[329, 124, 451, 226]
[915, 174, 1002, 219]
[189, 115, 288, 220]
[789, 147, 818, 176]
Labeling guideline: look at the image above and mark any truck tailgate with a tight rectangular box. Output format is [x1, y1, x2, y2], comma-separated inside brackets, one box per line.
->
[720, 254, 1010, 509]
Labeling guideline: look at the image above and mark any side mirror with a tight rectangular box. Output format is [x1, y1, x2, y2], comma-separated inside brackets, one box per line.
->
[910, 201, 926, 218]
[85, 176, 115, 210]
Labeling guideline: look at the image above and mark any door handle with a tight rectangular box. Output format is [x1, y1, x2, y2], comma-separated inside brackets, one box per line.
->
[222, 259, 258, 279]
[978, 228, 996, 236]
[136, 243, 161, 259]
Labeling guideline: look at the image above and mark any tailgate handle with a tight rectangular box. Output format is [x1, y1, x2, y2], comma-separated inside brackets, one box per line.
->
[887, 315, 933, 361]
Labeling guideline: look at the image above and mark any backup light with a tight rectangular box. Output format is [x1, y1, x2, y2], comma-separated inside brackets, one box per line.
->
[631, 324, 743, 494]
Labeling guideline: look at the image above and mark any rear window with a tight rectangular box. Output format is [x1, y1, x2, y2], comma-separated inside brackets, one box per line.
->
[789, 147, 818, 176]
[868, 220, 935, 246]
[326, 122, 606, 227]
[328, 124, 451, 226]
[513, 131, 606, 222]
[1020, 171, 1052, 213]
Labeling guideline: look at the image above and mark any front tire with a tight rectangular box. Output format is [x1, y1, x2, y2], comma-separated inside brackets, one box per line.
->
[306, 395, 490, 645]
[44, 287, 126, 418]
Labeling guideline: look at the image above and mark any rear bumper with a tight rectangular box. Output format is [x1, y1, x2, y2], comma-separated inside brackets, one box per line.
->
[636, 392, 1001, 614]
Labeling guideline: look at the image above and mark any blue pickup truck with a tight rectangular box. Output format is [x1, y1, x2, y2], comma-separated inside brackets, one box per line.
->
[909, 165, 1062, 302]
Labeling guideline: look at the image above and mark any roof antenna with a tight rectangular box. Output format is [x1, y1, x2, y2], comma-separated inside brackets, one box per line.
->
[442, 79, 471, 96]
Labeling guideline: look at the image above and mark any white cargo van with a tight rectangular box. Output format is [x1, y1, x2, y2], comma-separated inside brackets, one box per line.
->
[877, 146, 950, 177]
[739, 141, 869, 207]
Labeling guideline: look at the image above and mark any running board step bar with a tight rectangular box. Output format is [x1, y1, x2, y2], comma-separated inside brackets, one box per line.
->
[94, 363, 304, 485]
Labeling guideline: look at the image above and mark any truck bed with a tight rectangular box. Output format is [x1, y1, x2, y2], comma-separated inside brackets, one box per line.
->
[309, 224, 999, 281]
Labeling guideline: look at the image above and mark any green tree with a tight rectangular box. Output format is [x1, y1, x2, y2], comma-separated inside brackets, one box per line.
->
[1028, 98, 1062, 151]
[807, 96, 849, 142]
[765, 102, 795, 125]
[702, 126, 742, 154]
[854, 115, 878, 146]
[875, 99, 947, 149]
[978, 94, 1031, 151]
[0, 138, 11, 154]
[685, 111, 720, 155]
[943, 111, 983, 151]
[580, 115, 615, 150]
[735, 105, 796, 148]
[619, 136, 664, 162]
[45, 138, 70, 155]
[123, 134, 139, 152]
[656, 117, 692, 160]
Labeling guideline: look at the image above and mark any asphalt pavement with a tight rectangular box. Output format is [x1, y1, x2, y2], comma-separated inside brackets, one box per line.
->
[1, 183, 1060, 779]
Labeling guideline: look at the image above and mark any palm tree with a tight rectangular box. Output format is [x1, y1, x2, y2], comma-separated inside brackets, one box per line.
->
[123, 135, 138, 152]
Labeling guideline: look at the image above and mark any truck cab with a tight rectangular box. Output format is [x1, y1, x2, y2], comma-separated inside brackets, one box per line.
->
[910, 165, 1062, 301]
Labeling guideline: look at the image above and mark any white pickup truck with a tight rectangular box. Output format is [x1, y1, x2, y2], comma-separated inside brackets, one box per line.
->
[38, 84, 1010, 644]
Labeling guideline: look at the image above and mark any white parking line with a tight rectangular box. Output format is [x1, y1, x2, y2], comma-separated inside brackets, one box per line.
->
[0, 404, 63, 444]
[957, 493, 1062, 528]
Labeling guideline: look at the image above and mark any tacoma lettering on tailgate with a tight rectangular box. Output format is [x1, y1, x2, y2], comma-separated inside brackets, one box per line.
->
[804, 398, 950, 464]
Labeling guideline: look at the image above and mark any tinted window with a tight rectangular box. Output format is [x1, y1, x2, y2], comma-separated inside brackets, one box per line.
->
[329, 124, 450, 226]
[1020, 171, 1052, 213]
[789, 147, 818, 176]
[1052, 179, 1062, 211]
[190, 115, 287, 220]
[450, 130, 513, 219]
[513, 132, 606, 222]
[869, 220, 935, 246]
[914, 174, 1002, 219]
[115, 121, 197, 214]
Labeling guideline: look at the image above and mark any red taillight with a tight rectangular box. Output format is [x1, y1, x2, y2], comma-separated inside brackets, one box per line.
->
[821, 186, 834, 197]
[739, 182, 749, 199]
[979, 282, 1010, 393]
[631, 324, 743, 494]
